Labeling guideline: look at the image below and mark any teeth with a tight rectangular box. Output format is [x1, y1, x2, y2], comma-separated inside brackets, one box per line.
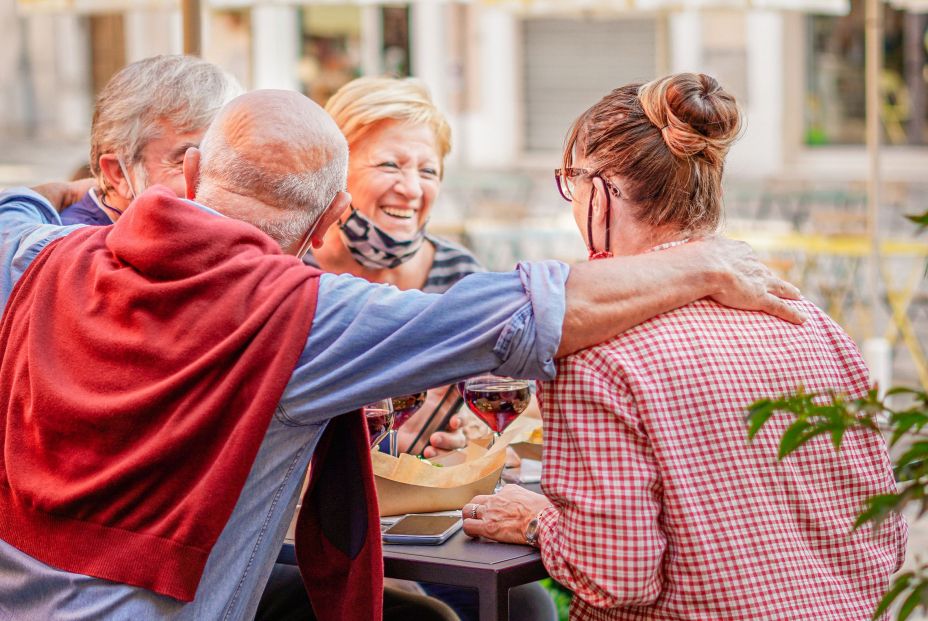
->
[382, 207, 416, 219]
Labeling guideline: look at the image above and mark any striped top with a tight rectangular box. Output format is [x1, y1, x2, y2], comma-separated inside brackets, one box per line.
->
[305, 234, 484, 294]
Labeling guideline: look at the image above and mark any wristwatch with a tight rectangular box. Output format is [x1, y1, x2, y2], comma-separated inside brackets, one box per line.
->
[524, 516, 541, 547]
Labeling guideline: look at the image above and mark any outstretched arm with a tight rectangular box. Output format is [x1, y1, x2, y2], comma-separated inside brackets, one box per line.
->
[557, 237, 802, 357]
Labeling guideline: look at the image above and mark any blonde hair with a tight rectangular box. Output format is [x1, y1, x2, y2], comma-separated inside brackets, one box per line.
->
[563, 73, 742, 236]
[325, 76, 452, 175]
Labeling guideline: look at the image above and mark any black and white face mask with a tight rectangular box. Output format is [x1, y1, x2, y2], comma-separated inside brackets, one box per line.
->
[339, 207, 427, 269]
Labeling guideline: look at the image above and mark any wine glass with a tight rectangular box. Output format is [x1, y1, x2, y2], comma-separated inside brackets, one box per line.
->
[390, 391, 428, 431]
[362, 398, 395, 449]
[461, 375, 531, 448]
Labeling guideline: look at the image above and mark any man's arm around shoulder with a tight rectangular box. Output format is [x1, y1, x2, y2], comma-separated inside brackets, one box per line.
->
[0, 187, 84, 308]
[557, 237, 805, 357]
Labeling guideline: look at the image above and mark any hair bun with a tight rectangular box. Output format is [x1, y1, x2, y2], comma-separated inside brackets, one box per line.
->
[638, 73, 742, 163]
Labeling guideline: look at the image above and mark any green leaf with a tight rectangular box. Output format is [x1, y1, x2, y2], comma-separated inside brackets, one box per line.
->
[746, 400, 778, 440]
[778, 420, 813, 459]
[897, 582, 927, 621]
[858, 416, 881, 434]
[894, 458, 928, 482]
[857, 483, 925, 530]
[890, 411, 928, 446]
[872, 573, 912, 620]
[906, 211, 928, 227]
[777, 420, 835, 459]
[886, 386, 923, 398]
[854, 493, 904, 530]
[830, 423, 846, 451]
[897, 442, 928, 471]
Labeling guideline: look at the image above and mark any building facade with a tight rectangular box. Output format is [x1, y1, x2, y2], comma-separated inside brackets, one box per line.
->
[2, 0, 926, 185]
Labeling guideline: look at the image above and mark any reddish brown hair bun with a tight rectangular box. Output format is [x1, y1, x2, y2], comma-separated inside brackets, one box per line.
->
[562, 72, 742, 236]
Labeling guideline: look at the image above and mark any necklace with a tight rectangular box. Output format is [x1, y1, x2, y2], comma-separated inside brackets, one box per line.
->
[647, 238, 690, 253]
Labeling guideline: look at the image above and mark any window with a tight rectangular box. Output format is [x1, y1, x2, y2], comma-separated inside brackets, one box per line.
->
[805, 2, 928, 146]
[298, 6, 362, 105]
[522, 17, 658, 152]
[296, 6, 410, 106]
[89, 14, 126, 98]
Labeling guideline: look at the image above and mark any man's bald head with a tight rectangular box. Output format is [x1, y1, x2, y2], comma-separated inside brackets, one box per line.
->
[191, 90, 349, 249]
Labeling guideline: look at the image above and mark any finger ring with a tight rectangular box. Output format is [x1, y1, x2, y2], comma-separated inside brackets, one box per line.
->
[470, 505, 479, 519]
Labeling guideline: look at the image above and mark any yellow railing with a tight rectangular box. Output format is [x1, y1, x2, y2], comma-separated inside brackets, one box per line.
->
[731, 230, 928, 389]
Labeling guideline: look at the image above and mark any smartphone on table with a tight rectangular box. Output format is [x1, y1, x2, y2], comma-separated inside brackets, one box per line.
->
[381, 514, 462, 545]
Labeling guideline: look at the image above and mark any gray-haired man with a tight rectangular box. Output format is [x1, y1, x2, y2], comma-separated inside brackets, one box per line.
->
[60, 54, 242, 225]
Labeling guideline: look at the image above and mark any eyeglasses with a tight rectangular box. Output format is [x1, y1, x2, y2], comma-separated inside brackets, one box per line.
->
[554, 167, 621, 202]
[554, 167, 589, 202]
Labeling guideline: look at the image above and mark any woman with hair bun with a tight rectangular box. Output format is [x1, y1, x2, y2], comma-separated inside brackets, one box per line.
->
[558, 72, 742, 261]
[463, 73, 905, 620]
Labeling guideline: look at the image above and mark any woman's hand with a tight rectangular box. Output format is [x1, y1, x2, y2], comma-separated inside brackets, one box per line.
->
[694, 237, 806, 325]
[422, 415, 467, 458]
[31, 178, 95, 212]
[462, 485, 553, 545]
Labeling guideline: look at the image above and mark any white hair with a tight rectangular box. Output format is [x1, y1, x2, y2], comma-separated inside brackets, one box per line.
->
[196, 128, 348, 248]
[90, 55, 243, 194]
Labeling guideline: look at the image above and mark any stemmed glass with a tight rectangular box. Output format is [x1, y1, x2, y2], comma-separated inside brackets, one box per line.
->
[362, 398, 395, 449]
[390, 391, 428, 431]
[460, 375, 531, 448]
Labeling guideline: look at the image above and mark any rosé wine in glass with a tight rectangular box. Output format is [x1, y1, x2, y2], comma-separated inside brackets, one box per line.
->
[362, 398, 394, 448]
[390, 391, 428, 430]
[462, 376, 530, 435]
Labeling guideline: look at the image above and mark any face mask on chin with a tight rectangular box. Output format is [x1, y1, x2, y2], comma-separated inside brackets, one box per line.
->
[117, 156, 143, 201]
[339, 207, 427, 269]
[100, 156, 145, 218]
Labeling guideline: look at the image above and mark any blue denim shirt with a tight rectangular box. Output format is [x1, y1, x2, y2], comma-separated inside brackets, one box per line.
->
[0, 188, 568, 621]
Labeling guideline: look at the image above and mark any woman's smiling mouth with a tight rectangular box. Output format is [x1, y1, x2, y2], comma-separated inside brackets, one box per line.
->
[381, 206, 416, 220]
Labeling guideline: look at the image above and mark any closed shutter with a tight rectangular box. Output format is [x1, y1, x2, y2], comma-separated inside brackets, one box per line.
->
[522, 17, 658, 152]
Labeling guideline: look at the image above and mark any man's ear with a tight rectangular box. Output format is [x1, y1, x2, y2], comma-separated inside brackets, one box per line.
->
[182, 147, 201, 200]
[98, 154, 133, 201]
[310, 191, 352, 249]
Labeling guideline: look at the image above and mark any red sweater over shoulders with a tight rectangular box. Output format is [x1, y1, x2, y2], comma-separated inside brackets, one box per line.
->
[0, 187, 318, 601]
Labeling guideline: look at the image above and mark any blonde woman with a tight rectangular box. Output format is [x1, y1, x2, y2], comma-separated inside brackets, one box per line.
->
[307, 77, 486, 456]
[264, 77, 557, 621]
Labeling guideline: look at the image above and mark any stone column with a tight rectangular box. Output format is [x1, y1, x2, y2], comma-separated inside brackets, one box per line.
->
[251, 5, 299, 91]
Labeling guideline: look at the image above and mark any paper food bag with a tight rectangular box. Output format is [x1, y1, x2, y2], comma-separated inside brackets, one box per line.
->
[371, 445, 506, 517]
[371, 412, 546, 516]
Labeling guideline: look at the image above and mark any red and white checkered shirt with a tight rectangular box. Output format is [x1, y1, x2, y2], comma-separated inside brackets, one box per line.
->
[537, 298, 907, 621]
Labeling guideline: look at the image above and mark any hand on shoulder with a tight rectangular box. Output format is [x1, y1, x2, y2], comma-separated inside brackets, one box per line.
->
[688, 236, 806, 325]
[31, 179, 95, 212]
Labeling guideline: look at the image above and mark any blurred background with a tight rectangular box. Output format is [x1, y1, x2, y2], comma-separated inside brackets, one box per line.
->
[0, 0, 926, 615]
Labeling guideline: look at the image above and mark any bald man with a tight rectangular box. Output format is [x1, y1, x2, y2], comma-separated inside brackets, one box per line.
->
[0, 90, 802, 621]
